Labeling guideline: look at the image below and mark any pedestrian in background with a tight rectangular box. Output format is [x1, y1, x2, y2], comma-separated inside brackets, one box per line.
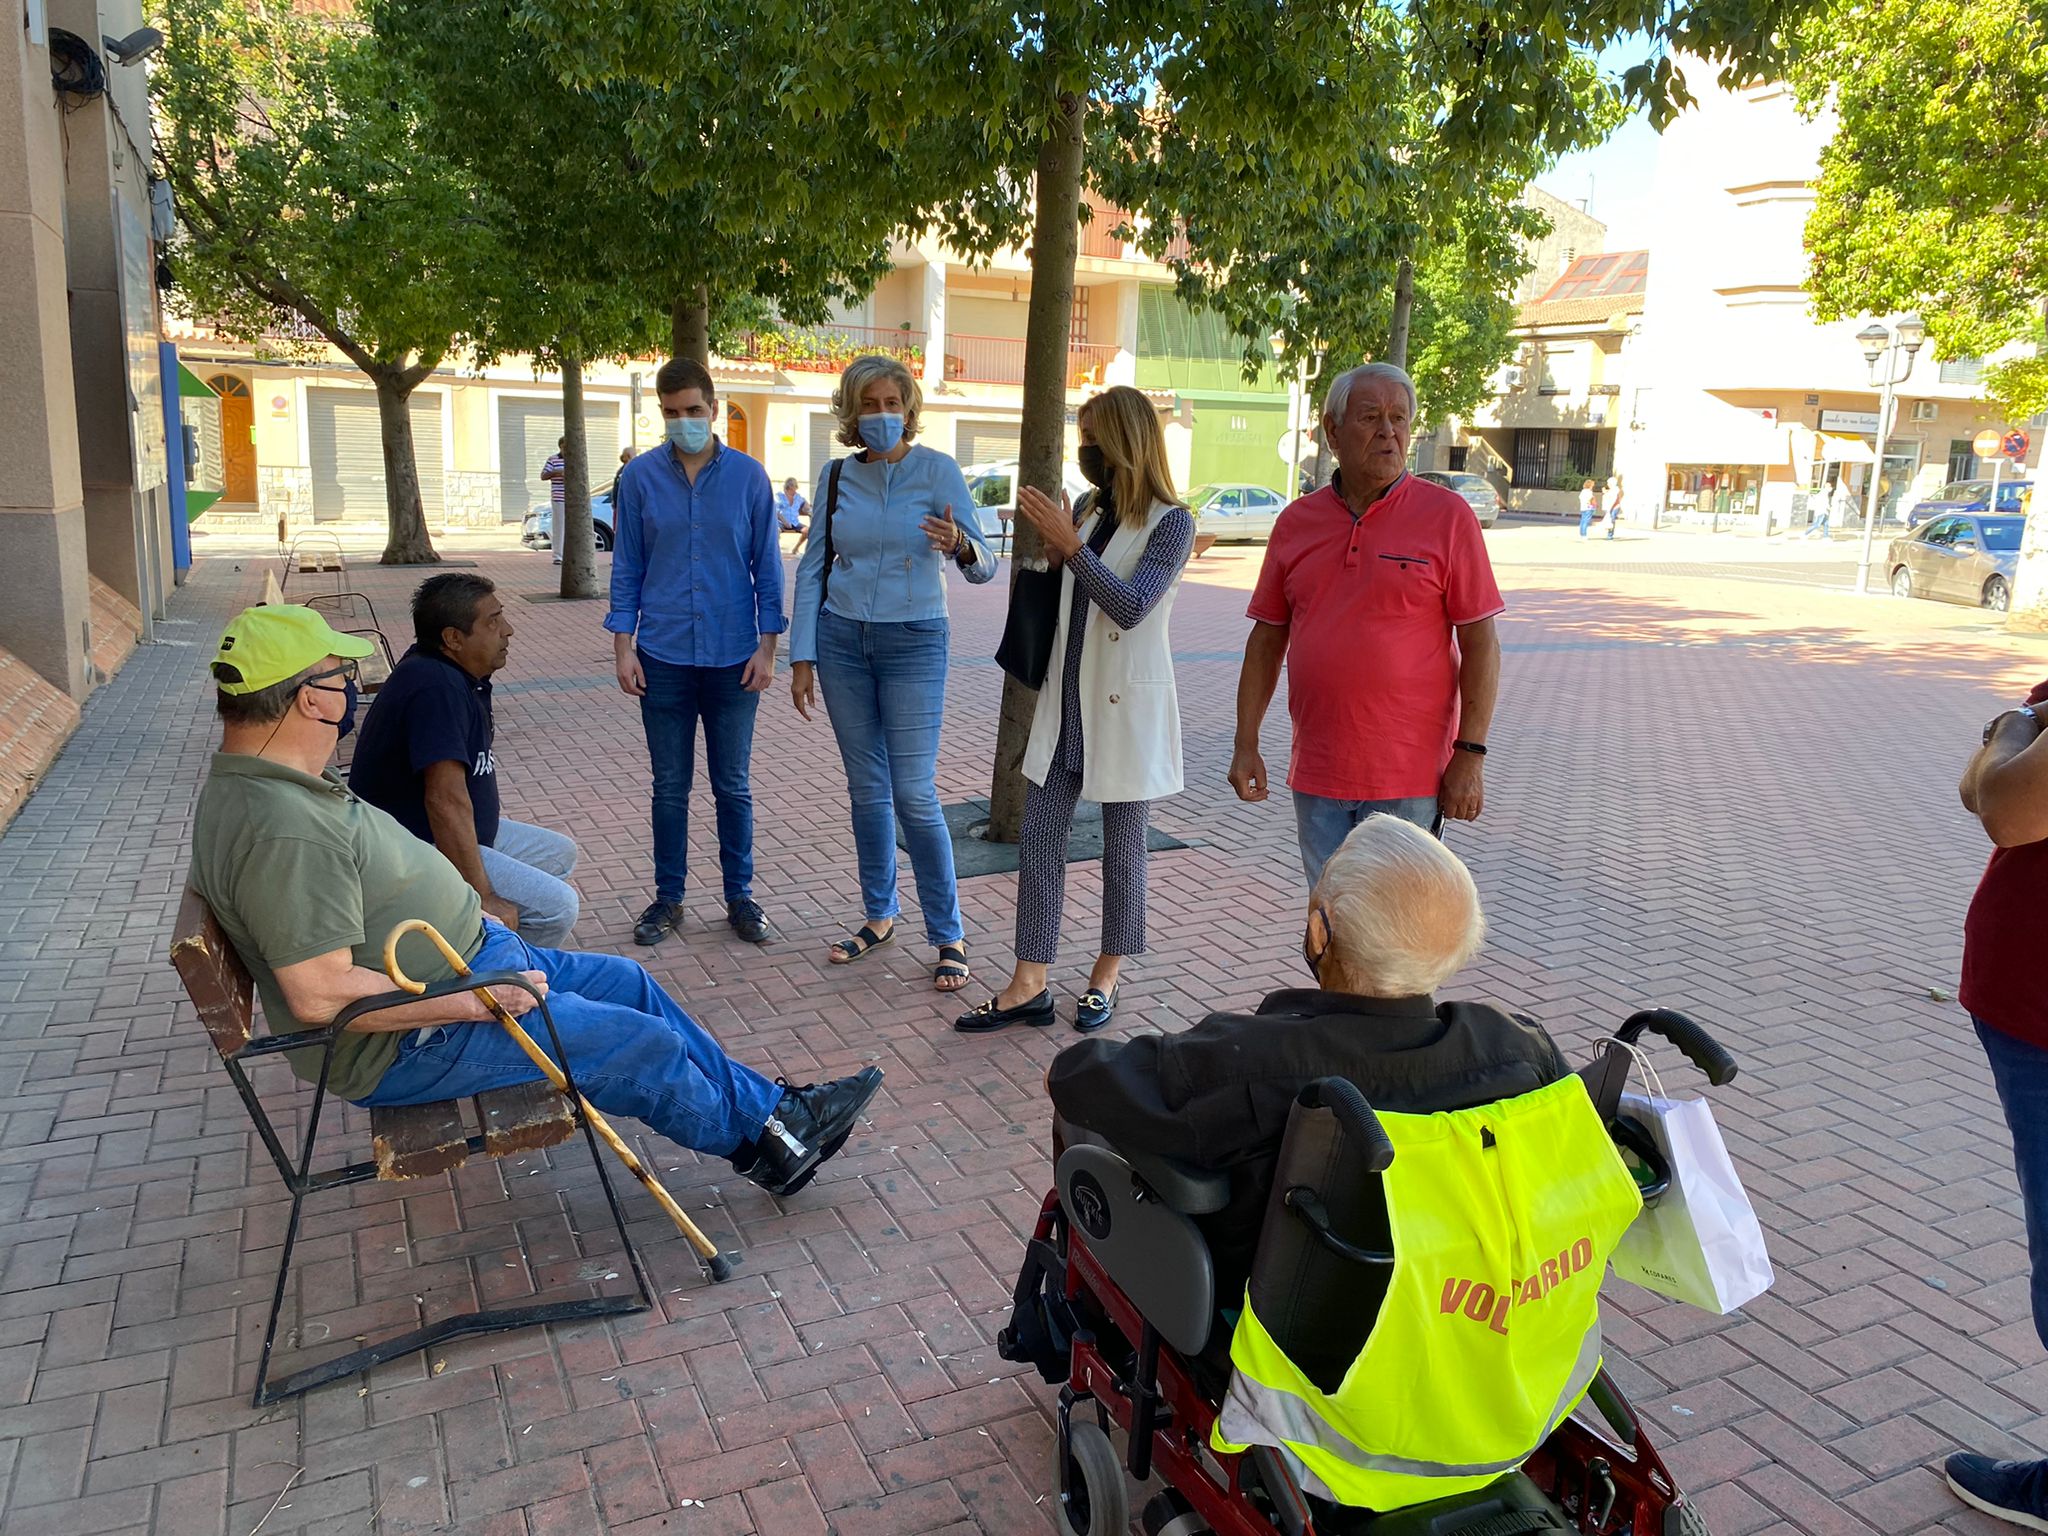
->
[957, 387, 1193, 1036]
[543, 436, 567, 565]
[1230, 362, 1504, 886]
[607, 357, 784, 950]
[788, 354, 998, 993]
[1578, 478, 1601, 538]
[1947, 681, 2048, 1528]
[1604, 474, 1624, 540]
[776, 476, 812, 554]
[609, 445, 635, 505]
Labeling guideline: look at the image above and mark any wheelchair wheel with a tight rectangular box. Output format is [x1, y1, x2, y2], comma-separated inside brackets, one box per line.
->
[1056, 1420, 1130, 1536]
[1674, 1501, 1714, 1536]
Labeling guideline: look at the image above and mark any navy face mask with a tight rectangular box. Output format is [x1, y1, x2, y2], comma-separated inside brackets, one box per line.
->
[307, 678, 360, 739]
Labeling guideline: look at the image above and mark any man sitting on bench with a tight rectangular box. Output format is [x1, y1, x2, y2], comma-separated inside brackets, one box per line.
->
[1048, 813, 1564, 1307]
[188, 604, 880, 1197]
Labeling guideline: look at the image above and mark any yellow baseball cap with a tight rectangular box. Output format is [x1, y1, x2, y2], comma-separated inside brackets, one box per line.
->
[211, 604, 374, 694]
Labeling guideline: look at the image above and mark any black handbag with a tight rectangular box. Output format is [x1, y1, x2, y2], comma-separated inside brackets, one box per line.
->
[995, 491, 1089, 689]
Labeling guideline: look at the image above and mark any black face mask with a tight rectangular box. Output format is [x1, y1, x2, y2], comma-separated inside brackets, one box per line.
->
[308, 679, 360, 739]
[1077, 443, 1109, 488]
[1302, 909, 1327, 985]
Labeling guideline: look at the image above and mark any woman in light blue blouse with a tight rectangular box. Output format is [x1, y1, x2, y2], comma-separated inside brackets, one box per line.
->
[789, 354, 998, 991]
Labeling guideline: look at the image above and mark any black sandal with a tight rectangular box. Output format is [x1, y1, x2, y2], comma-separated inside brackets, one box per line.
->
[933, 942, 972, 992]
[828, 923, 894, 964]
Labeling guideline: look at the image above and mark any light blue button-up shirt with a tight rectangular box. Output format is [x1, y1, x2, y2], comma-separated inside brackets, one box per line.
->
[788, 443, 998, 663]
[605, 440, 786, 669]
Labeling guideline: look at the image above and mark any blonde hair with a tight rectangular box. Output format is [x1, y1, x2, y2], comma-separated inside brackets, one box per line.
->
[1313, 815, 1485, 997]
[832, 355, 923, 449]
[1080, 385, 1181, 527]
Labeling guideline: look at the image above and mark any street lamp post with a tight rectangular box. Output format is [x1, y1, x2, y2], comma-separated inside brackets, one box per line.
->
[1853, 312, 1926, 595]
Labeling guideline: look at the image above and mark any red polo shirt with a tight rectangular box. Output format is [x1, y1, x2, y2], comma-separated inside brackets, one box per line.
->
[1248, 474, 1504, 801]
[1960, 678, 2048, 1049]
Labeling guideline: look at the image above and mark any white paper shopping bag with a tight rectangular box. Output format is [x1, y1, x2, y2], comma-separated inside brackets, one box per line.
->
[1610, 1090, 1774, 1314]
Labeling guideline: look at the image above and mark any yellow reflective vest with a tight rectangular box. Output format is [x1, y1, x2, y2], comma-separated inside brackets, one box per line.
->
[1214, 1075, 1643, 1511]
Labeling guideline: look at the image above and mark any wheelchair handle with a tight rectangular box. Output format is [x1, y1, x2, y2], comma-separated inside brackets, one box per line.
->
[1299, 1077, 1395, 1173]
[1615, 1009, 1738, 1088]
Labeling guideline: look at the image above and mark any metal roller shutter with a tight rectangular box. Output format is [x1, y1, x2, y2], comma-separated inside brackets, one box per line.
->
[809, 410, 849, 488]
[498, 397, 623, 521]
[956, 418, 1022, 469]
[308, 389, 445, 524]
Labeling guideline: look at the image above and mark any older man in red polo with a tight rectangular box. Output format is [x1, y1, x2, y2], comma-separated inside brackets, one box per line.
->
[1229, 362, 1503, 885]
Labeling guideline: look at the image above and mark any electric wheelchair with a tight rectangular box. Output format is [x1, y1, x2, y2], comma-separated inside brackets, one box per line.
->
[998, 1010, 1739, 1536]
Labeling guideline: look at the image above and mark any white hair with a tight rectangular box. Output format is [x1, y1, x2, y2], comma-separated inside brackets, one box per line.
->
[1313, 814, 1485, 997]
[1321, 362, 1418, 433]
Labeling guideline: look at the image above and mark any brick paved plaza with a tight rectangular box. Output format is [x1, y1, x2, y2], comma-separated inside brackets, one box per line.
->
[3, 521, 2047, 1536]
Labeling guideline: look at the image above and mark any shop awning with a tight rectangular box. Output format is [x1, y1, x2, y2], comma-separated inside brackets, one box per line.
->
[1656, 401, 1791, 467]
[1816, 431, 1874, 463]
[176, 362, 218, 399]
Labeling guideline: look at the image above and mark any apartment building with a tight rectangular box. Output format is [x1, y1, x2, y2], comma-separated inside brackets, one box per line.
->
[172, 200, 1300, 539]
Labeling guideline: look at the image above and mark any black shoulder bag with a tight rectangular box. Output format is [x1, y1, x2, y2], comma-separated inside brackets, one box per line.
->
[818, 458, 846, 611]
[995, 490, 1087, 689]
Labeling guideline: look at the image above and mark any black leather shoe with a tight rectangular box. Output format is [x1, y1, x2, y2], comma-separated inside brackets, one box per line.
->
[633, 900, 684, 946]
[746, 1067, 885, 1198]
[1074, 986, 1117, 1033]
[727, 898, 771, 945]
[954, 990, 1055, 1033]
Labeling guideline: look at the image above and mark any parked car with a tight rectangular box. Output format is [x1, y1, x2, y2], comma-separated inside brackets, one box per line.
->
[521, 491, 615, 552]
[963, 460, 1093, 551]
[1905, 477, 2031, 528]
[1886, 513, 2024, 610]
[1187, 482, 1289, 541]
[1414, 470, 1503, 527]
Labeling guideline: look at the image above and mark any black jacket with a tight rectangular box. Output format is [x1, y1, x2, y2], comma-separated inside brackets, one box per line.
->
[1046, 989, 1568, 1307]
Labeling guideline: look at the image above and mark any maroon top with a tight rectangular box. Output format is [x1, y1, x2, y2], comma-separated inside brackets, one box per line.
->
[1961, 677, 2048, 1048]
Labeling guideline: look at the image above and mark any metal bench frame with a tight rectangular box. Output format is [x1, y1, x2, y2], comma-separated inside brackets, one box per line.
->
[171, 894, 651, 1405]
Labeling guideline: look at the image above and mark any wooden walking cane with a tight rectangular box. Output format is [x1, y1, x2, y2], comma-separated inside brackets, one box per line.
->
[381, 918, 733, 1281]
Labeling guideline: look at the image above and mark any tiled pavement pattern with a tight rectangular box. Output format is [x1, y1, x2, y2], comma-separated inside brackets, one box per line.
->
[3, 535, 2048, 1536]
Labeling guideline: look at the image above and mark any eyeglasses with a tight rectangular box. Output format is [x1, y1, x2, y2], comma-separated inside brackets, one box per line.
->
[304, 659, 361, 688]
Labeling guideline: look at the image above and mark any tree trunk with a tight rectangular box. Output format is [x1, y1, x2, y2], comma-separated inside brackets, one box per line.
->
[558, 354, 598, 599]
[672, 286, 711, 365]
[1387, 257, 1415, 369]
[985, 90, 1085, 844]
[373, 370, 438, 565]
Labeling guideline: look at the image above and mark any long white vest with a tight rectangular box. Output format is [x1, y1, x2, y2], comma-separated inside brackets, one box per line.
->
[1021, 496, 1185, 804]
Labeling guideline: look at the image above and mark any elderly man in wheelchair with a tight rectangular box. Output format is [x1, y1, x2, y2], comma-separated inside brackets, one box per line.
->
[1000, 815, 1730, 1535]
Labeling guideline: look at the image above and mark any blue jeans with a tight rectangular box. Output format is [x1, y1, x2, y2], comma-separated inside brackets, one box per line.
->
[815, 612, 963, 947]
[1293, 791, 1440, 888]
[479, 819, 579, 947]
[360, 923, 781, 1158]
[1578, 506, 1597, 537]
[639, 654, 758, 906]
[1976, 1017, 2048, 1351]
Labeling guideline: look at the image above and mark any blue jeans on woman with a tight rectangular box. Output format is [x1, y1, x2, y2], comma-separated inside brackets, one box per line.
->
[359, 921, 781, 1158]
[814, 611, 963, 946]
[1977, 1017, 2048, 1351]
[639, 654, 758, 907]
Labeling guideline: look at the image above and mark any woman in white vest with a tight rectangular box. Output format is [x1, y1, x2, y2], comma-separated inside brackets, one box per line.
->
[956, 387, 1195, 1034]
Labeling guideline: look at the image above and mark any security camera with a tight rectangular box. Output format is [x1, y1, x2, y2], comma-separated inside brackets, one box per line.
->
[103, 28, 165, 66]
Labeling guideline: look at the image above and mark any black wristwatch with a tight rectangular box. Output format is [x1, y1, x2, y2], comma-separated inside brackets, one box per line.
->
[1453, 739, 1488, 756]
[1985, 705, 2041, 743]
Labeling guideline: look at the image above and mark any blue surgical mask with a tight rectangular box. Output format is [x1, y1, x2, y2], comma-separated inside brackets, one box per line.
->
[667, 417, 713, 454]
[857, 413, 906, 453]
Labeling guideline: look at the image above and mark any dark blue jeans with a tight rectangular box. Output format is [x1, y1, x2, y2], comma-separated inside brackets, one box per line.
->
[360, 922, 781, 1157]
[639, 654, 758, 906]
[1977, 1017, 2048, 1351]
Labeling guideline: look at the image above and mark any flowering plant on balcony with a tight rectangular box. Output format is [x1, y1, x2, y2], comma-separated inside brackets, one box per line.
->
[744, 328, 924, 375]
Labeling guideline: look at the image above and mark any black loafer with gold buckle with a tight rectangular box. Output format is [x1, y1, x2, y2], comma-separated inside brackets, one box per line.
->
[1074, 987, 1117, 1033]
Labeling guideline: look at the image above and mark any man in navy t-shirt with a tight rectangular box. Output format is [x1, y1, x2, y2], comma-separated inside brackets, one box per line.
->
[350, 574, 581, 944]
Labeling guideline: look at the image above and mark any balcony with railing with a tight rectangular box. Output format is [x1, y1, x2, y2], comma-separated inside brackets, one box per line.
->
[726, 323, 926, 375]
[942, 336, 1120, 387]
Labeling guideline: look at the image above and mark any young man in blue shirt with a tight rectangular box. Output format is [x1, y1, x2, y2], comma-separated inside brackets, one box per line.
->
[608, 356, 785, 947]
[351, 574, 581, 945]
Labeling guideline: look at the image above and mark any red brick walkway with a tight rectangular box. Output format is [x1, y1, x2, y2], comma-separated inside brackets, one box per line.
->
[1, 536, 2044, 1535]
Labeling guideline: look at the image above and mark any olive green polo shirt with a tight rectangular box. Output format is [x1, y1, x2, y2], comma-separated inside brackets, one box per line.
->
[186, 752, 485, 1101]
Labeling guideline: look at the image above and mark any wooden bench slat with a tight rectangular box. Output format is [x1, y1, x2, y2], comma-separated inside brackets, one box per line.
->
[170, 887, 256, 1056]
[371, 1101, 471, 1180]
[477, 1080, 576, 1158]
